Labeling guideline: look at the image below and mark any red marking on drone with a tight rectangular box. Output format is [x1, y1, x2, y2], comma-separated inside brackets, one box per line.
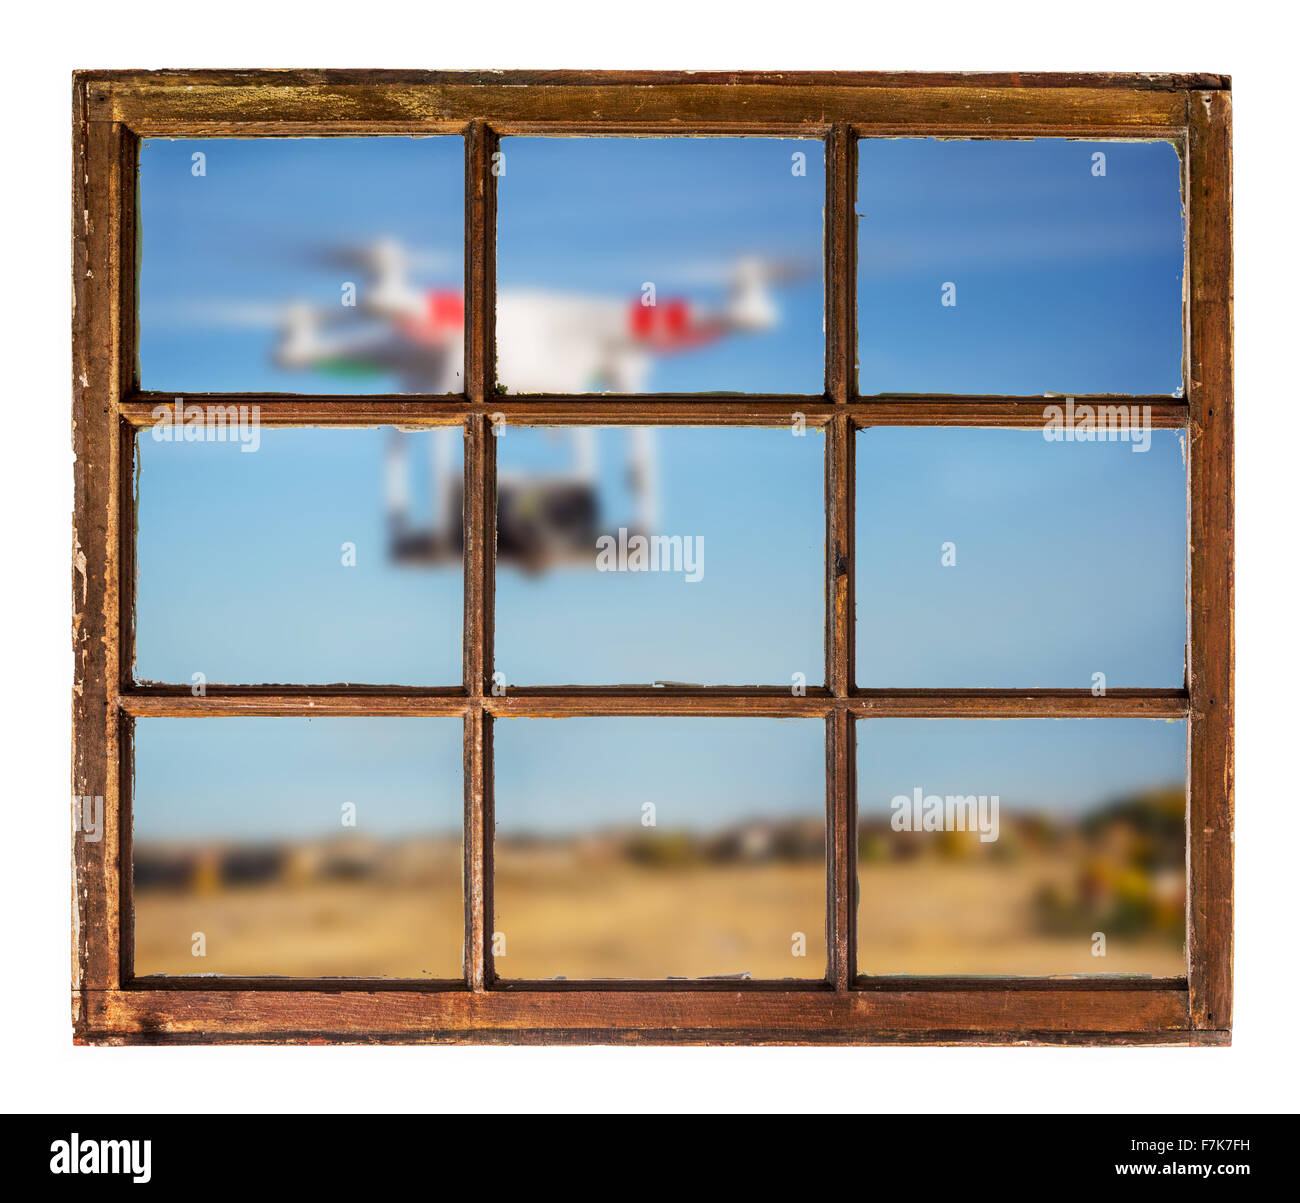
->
[399, 290, 465, 344]
[627, 298, 724, 351]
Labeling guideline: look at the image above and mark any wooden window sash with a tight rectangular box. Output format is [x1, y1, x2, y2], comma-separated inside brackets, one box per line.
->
[71, 71, 1232, 1045]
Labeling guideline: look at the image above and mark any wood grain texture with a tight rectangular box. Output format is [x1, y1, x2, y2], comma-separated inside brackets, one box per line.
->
[119, 687, 1187, 719]
[825, 125, 855, 403]
[78, 69, 1229, 90]
[827, 414, 854, 697]
[853, 398, 1188, 428]
[71, 89, 126, 1001]
[487, 691, 835, 718]
[463, 122, 498, 992]
[119, 395, 1189, 429]
[78, 984, 1192, 1044]
[828, 711, 855, 990]
[848, 689, 1189, 718]
[79, 72, 1202, 136]
[1186, 90, 1234, 1031]
[120, 686, 469, 716]
[118, 714, 135, 983]
[825, 409, 855, 988]
[120, 397, 829, 428]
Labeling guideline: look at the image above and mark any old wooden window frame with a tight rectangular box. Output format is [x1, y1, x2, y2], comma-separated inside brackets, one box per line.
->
[71, 70, 1233, 1046]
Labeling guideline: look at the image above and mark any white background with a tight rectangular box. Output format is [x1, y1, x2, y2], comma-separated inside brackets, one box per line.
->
[1, 1, 1292, 1113]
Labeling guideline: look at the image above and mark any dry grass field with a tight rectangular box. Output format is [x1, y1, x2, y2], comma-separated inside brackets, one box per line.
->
[134, 840, 1183, 980]
[493, 850, 825, 979]
[856, 861, 1185, 977]
[133, 875, 466, 979]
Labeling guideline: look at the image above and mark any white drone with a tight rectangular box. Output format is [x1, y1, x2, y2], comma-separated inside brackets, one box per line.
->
[264, 238, 798, 570]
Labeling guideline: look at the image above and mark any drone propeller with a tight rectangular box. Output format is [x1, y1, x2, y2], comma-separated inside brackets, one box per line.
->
[664, 254, 816, 289]
[721, 256, 815, 333]
[752, 256, 817, 286]
[295, 238, 455, 277]
[169, 299, 354, 332]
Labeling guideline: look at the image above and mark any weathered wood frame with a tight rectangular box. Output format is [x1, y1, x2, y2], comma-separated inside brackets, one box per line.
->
[71, 70, 1233, 1046]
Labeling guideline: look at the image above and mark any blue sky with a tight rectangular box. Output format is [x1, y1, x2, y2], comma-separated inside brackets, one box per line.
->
[134, 718, 462, 841]
[857, 428, 1187, 687]
[139, 137, 464, 393]
[138, 135, 825, 394]
[858, 138, 1184, 395]
[132, 135, 1189, 845]
[496, 425, 823, 685]
[139, 135, 1183, 396]
[496, 137, 825, 393]
[495, 717, 825, 837]
[136, 427, 464, 685]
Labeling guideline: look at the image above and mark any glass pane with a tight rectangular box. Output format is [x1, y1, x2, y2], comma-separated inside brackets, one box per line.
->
[138, 137, 464, 393]
[493, 718, 826, 979]
[855, 428, 1187, 687]
[857, 718, 1186, 978]
[135, 426, 463, 685]
[132, 718, 463, 978]
[494, 425, 823, 686]
[857, 139, 1184, 395]
[496, 137, 825, 393]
